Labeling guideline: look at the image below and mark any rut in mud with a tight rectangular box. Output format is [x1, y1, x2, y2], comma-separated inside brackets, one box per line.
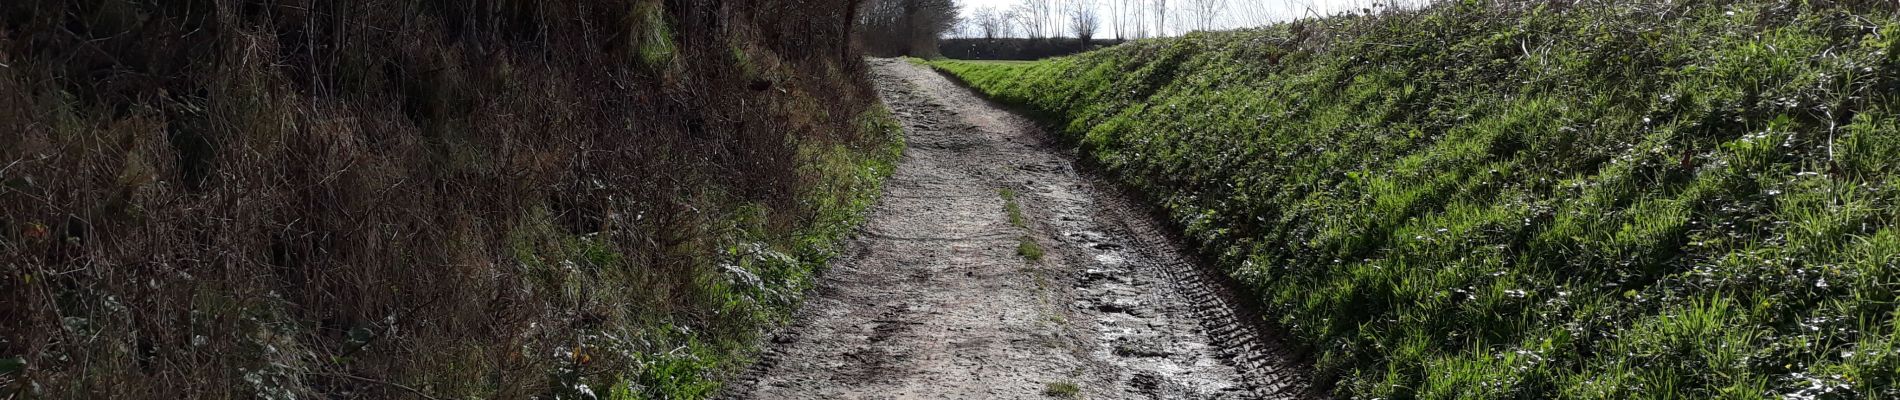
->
[724, 59, 1312, 399]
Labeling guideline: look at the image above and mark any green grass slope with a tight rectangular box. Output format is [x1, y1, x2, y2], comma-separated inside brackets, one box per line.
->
[934, 2, 1900, 398]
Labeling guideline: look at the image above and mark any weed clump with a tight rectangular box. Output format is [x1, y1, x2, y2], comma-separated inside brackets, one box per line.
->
[1043, 381, 1081, 398]
[1001, 188, 1041, 261]
[1018, 236, 1046, 262]
[937, 1, 1900, 398]
[1001, 188, 1028, 228]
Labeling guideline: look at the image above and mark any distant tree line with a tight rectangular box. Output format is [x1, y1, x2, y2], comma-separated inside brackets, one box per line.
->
[859, 0, 1422, 59]
[938, 38, 1125, 60]
[856, 0, 1423, 60]
[961, 0, 1210, 40]
[858, 0, 962, 57]
[959, 0, 1412, 40]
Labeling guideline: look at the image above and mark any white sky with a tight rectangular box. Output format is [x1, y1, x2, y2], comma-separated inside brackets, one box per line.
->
[952, 0, 1419, 38]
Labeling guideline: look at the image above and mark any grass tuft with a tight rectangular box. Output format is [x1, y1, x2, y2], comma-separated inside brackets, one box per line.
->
[1042, 381, 1080, 398]
[1000, 187, 1042, 262]
[1000, 188, 1027, 228]
[1017, 236, 1045, 262]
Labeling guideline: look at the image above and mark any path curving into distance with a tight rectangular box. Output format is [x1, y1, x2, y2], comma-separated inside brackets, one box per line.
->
[724, 59, 1313, 399]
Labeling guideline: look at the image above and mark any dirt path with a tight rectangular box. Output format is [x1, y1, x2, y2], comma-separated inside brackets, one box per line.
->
[724, 59, 1311, 399]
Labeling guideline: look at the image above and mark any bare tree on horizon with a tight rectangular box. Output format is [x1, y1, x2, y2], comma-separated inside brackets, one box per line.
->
[1010, 0, 1057, 38]
[1131, 0, 1147, 38]
[1070, 0, 1100, 43]
[1187, 0, 1224, 32]
[971, 6, 1011, 38]
[1150, 0, 1167, 36]
[1227, 0, 1282, 26]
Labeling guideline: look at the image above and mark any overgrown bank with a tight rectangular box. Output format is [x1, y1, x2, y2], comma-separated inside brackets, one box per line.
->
[935, 2, 1900, 398]
[0, 1, 896, 398]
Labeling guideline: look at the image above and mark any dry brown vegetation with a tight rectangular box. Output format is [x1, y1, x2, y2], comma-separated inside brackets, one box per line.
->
[0, 0, 895, 398]
[857, 0, 960, 57]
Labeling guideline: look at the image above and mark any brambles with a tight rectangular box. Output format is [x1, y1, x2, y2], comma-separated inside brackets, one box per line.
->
[935, 1, 1900, 398]
[0, 1, 893, 399]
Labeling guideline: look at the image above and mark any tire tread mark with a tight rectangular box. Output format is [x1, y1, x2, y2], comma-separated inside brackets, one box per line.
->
[1096, 188, 1322, 400]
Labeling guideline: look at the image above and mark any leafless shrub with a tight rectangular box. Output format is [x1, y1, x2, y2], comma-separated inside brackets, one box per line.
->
[0, 0, 881, 398]
[972, 7, 1013, 39]
[858, 0, 962, 57]
[1071, 2, 1102, 43]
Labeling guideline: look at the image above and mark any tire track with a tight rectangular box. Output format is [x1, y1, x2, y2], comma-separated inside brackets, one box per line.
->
[724, 59, 1314, 399]
[1095, 192, 1317, 398]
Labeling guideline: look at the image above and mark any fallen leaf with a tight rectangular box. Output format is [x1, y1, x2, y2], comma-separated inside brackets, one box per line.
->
[23, 222, 48, 240]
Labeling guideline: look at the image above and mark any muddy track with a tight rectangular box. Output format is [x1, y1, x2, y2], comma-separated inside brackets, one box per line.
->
[722, 59, 1313, 399]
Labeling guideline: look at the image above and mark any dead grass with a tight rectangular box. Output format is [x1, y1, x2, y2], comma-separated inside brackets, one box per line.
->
[0, 0, 889, 398]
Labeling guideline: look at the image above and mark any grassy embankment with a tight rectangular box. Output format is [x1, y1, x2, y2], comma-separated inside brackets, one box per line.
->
[1, 1, 895, 398]
[934, 2, 1900, 398]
